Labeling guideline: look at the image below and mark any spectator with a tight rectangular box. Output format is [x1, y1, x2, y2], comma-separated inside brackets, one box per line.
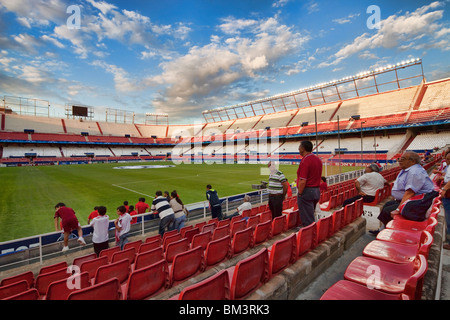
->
[224, 195, 252, 220]
[87, 206, 99, 224]
[320, 177, 328, 192]
[439, 151, 450, 250]
[152, 190, 175, 236]
[114, 205, 132, 249]
[342, 164, 387, 207]
[129, 205, 138, 224]
[135, 197, 150, 219]
[164, 191, 171, 202]
[206, 184, 223, 220]
[90, 206, 109, 256]
[123, 201, 129, 213]
[267, 161, 288, 219]
[370, 151, 438, 235]
[54, 203, 86, 252]
[170, 190, 188, 231]
[296, 141, 323, 227]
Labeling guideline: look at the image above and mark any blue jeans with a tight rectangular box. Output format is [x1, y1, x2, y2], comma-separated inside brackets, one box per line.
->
[173, 215, 186, 231]
[297, 187, 320, 227]
[159, 214, 175, 236]
[442, 198, 450, 244]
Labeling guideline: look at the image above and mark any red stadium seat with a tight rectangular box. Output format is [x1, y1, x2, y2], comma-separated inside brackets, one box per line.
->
[162, 233, 183, 251]
[363, 231, 433, 263]
[134, 246, 164, 271]
[344, 254, 427, 300]
[284, 210, 299, 230]
[183, 227, 200, 244]
[80, 256, 108, 280]
[259, 211, 272, 223]
[99, 246, 120, 263]
[319, 195, 337, 211]
[94, 258, 130, 285]
[271, 215, 287, 237]
[68, 277, 121, 300]
[35, 267, 70, 296]
[39, 261, 68, 275]
[202, 223, 216, 234]
[246, 215, 260, 230]
[124, 260, 169, 300]
[169, 246, 205, 287]
[4, 288, 40, 300]
[0, 271, 34, 288]
[253, 220, 272, 246]
[231, 227, 253, 256]
[174, 269, 230, 300]
[316, 214, 333, 244]
[230, 219, 247, 237]
[205, 235, 231, 268]
[320, 280, 409, 300]
[227, 248, 270, 300]
[138, 240, 161, 253]
[268, 233, 297, 277]
[162, 229, 178, 242]
[364, 189, 382, 206]
[354, 198, 364, 218]
[112, 247, 136, 264]
[297, 222, 317, 257]
[343, 202, 355, 226]
[332, 207, 344, 233]
[124, 240, 143, 252]
[191, 231, 211, 251]
[387, 217, 438, 234]
[212, 224, 230, 241]
[376, 229, 428, 246]
[145, 234, 162, 244]
[0, 280, 29, 300]
[45, 272, 91, 300]
[72, 252, 97, 268]
[165, 238, 190, 263]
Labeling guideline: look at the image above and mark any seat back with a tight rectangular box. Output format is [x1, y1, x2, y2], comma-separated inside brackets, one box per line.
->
[94, 258, 130, 285]
[253, 220, 272, 246]
[229, 248, 270, 300]
[184, 227, 200, 244]
[178, 269, 230, 300]
[80, 256, 108, 280]
[297, 222, 317, 257]
[354, 198, 364, 218]
[35, 267, 70, 296]
[317, 215, 333, 244]
[205, 235, 231, 267]
[0, 280, 29, 300]
[230, 219, 246, 237]
[145, 234, 161, 244]
[124, 240, 143, 252]
[271, 215, 286, 237]
[4, 288, 39, 300]
[269, 233, 297, 276]
[332, 208, 344, 233]
[46, 272, 90, 300]
[72, 253, 97, 268]
[285, 210, 299, 230]
[111, 247, 136, 264]
[246, 215, 260, 230]
[125, 260, 169, 300]
[191, 231, 212, 251]
[202, 223, 216, 234]
[0, 271, 34, 288]
[259, 211, 272, 223]
[138, 240, 161, 253]
[212, 224, 230, 241]
[99, 246, 120, 262]
[134, 247, 164, 271]
[404, 255, 428, 300]
[169, 246, 205, 286]
[162, 233, 183, 251]
[68, 277, 121, 300]
[343, 202, 355, 226]
[418, 230, 434, 259]
[39, 261, 68, 275]
[165, 238, 190, 263]
[231, 227, 253, 255]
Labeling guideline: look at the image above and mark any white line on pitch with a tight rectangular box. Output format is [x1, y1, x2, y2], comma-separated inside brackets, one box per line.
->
[112, 184, 154, 198]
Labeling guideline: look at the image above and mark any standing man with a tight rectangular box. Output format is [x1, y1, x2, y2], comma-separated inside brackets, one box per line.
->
[151, 191, 175, 236]
[206, 184, 223, 220]
[297, 141, 323, 227]
[267, 161, 289, 219]
[54, 203, 86, 252]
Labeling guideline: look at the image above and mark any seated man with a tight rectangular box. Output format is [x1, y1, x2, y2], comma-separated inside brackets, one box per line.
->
[224, 195, 252, 220]
[343, 164, 386, 207]
[370, 151, 437, 235]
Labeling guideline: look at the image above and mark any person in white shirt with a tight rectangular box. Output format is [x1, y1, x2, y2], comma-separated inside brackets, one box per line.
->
[343, 163, 387, 207]
[224, 195, 252, 220]
[114, 205, 132, 249]
[90, 206, 110, 256]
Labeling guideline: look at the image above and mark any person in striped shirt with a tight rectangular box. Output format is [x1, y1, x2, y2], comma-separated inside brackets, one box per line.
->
[267, 161, 289, 219]
[151, 191, 175, 236]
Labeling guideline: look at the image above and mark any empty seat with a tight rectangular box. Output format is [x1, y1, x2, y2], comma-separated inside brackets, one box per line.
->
[376, 229, 427, 246]
[169, 246, 205, 287]
[246, 215, 260, 230]
[94, 258, 130, 285]
[39, 261, 68, 275]
[230, 220, 247, 237]
[0, 280, 29, 300]
[268, 233, 297, 277]
[343, 202, 355, 226]
[212, 224, 230, 241]
[4, 288, 40, 300]
[344, 254, 427, 300]
[259, 211, 272, 223]
[284, 210, 299, 230]
[202, 223, 216, 234]
[320, 280, 409, 300]
[227, 248, 270, 300]
[124, 260, 169, 300]
[332, 207, 344, 233]
[80, 256, 108, 280]
[316, 214, 333, 244]
[45, 272, 91, 300]
[35, 267, 70, 296]
[162, 233, 183, 251]
[354, 198, 364, 218]
[205, 235, 231, 268]
[111, 247, 136, 264]
[387, 216, 437, 233]
[138, 240, 161, 253]
[297, 222, 317, 257]
[173, 269, 230, 300]
[320, 195, 337, 211]
[183, 227, 200, 244]
[0, 271, 34, 288]
[68, 277, 121, 300]
[73, 252, 97, 268]
[99, 246, 120, 263]
[253, 220, 272, 246]
[191, 231, 212, 251]
[231, 227, 253, 256]
[165, 238, 190, 263]
[124, 240, 143, 252]
[145, 234, 162, 244]
[271, 215, 287, 237]
[134, 247, 164, 271]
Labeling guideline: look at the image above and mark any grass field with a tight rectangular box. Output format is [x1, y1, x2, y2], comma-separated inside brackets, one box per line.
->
[0, 161, 362, 242]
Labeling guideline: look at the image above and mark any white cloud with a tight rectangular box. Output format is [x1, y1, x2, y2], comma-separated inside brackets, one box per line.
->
[91, 60, 137, 93]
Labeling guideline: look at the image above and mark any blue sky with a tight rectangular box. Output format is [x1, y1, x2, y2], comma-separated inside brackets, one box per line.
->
[0, 0, 449, 124]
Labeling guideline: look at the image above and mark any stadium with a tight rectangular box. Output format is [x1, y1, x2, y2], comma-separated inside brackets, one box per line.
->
[0, 0, 449, 305]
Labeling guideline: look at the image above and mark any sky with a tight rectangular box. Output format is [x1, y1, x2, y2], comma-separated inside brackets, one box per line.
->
[0, 0, 449, 124]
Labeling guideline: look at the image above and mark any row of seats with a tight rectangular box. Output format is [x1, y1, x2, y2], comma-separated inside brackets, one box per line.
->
[169, 198, 365, 300]
[320, 196, 441, 300]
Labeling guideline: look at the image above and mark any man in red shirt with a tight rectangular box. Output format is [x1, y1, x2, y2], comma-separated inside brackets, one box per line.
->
[135, 197, 150, 218]
[54, 203, 86, 252]
[297, 141, 323, 227]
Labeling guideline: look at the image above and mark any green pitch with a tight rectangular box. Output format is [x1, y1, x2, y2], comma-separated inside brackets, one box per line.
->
[0, 161, 361, 242]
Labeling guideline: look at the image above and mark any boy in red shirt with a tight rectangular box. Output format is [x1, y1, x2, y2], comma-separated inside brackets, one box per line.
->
[135, 197, 150, 218]
[54, 203, 86, 252]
